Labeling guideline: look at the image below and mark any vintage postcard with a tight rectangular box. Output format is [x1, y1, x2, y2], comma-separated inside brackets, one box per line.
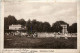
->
[0, 0, 80, 53]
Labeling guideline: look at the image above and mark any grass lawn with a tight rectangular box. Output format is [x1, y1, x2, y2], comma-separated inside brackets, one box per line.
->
[4, 35, 77, 49]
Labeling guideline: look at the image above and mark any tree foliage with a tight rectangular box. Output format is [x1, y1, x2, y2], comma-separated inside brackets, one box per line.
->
[17, 19, 26, 26]
[51, 21, 69, 32]
[68, 23, 77, 33]
[4, 15, 77, 33]
[4, 15, 17, 29]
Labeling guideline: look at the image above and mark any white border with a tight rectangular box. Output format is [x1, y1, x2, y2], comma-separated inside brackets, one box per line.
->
[0, 0, 80, 53]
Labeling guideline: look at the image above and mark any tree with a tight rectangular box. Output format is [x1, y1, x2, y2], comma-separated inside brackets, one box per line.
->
[26, 19, 32, 32]
[51, 21, 69, 32]
[42, 22, 51, 32]
[37, 22, 43, 32]
[4, 17, 9, 29]
[31, 19, 37, 31]
[4, 15, 17, 29]
[68, 23, 77, 33]
[17, 19, 26, 26]
[7, 15, 17, 25]
[26, 19, 51, 32]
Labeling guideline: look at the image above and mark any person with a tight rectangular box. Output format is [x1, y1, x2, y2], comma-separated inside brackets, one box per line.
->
[33, 32, 38, 38]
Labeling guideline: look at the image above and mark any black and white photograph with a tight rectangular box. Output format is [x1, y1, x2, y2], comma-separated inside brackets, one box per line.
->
[4, 1, 77, 49]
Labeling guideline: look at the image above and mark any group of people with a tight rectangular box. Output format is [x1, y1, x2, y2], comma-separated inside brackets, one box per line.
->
[54, 32, 68, 39]
[5, 31, 68, 39]
[5, 31, 38, 38]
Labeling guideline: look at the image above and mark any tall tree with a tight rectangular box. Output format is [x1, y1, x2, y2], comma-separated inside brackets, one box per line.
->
[17, 19, 26, 26]
[26, 19, 32, 32]
[4, 15, 17, 29]
[42, 22, 51, 32]
[51, 21, 69, 32]
[68, 23, 77, 33]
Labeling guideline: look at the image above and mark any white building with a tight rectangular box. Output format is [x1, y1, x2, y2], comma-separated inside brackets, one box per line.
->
[61, 24, 68, 34]
[9, 24, 22, 30]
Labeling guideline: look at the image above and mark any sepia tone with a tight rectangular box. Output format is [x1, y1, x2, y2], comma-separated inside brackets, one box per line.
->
[4, 1, 77, 49]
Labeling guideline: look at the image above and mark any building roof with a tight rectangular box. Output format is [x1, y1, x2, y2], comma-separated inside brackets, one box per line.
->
[9, 24, 22, 27]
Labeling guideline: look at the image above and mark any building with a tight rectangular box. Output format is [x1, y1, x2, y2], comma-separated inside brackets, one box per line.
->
[4, 24, 27, 33]
[9, 24, 23, 30]
[61, 24, 68, 34]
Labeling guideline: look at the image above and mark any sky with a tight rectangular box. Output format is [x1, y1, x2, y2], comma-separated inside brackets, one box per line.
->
[4, 1, 77, 26]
